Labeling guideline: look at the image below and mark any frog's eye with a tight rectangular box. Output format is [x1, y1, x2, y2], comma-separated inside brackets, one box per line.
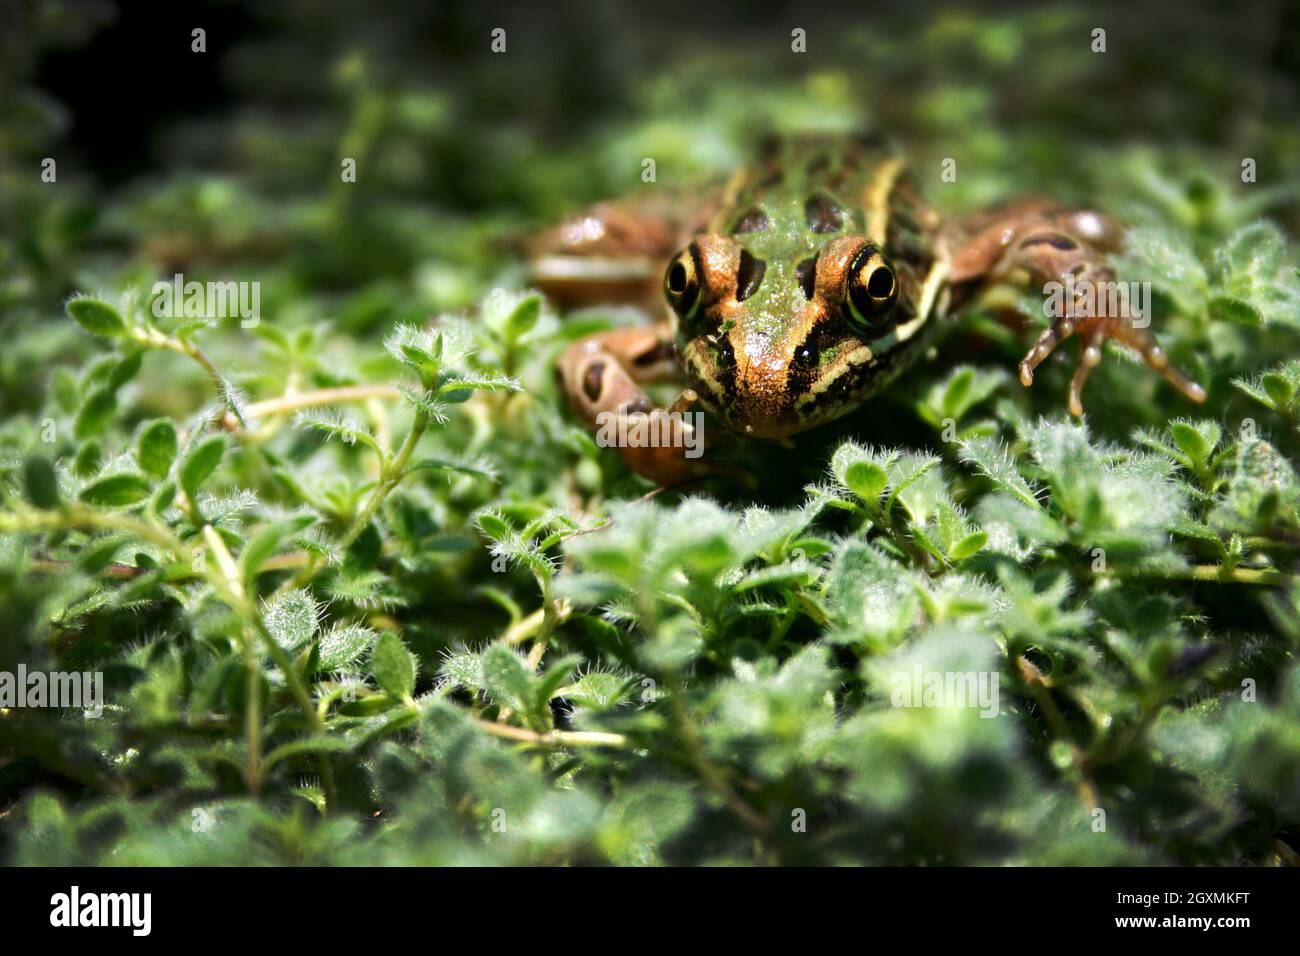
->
[845, 244, 898, 331]
[665, 246, 702, 321]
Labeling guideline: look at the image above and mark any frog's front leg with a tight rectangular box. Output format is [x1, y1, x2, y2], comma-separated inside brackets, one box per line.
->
[947, 204, 1206, 416]
[557, 324, 713, 487]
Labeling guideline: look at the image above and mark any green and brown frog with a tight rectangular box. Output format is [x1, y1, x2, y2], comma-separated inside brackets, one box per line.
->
[531, 134, 1205, 484]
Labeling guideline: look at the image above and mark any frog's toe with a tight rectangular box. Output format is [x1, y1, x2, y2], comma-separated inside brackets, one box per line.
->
[1115, 323, 1207, 405]
[1067, 329, 1107, 417]
[1019, 312, 1206, 415]
[1017, 318, 1076, 388]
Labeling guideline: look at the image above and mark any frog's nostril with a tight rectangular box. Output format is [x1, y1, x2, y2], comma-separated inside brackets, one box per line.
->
[795, 255, 818, 300]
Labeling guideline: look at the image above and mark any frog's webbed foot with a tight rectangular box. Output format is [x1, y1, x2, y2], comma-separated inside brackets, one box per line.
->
[949, 206, 1206, 416]
[557, 324, 725, 487]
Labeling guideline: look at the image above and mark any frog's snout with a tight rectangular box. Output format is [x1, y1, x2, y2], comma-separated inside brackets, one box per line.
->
[716, 363, 803, 439]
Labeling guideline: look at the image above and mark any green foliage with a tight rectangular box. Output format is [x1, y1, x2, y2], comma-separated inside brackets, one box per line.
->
[1, 0, 1298, 867]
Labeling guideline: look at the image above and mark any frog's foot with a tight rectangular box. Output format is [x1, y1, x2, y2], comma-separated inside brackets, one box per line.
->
[1018, 306, 1208, 417]
[949, 206, 1206, 416]
[557, 325, 722, 487]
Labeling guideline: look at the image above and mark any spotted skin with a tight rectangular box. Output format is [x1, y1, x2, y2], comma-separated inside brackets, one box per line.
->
[673, 137, 946, 439]
[534, 135, 1206, 484]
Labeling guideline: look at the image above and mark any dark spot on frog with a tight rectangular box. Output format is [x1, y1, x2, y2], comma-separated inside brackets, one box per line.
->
[732, 208, 771, 234]
[805, 193, 844, 234]
[805, 152, 830, 176]
[736, 248, 767, 302]
[1019, 232, 1078, 251]
[582, 361, 605, 402]
[785, 321, 845, 399]
[793, 342, 819, 371]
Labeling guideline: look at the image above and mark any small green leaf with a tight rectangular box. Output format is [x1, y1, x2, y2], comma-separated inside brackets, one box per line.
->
[74, 388, 117, 440]
[317, 625, 376, 672]
[136, 420, 178, 479]
[78, 534, 128, 574]
[407, 457, 495, 480]
[1208, 295, 1263, 326]
[533, 654, 582, 710]
[941, 366, 974, 419]
[481, 644, 535, 714]
[1170, 421, 1209, 466]
[72, 440, 103, 477]
[180, 435, 227, 502]
[265, 736, 354, 769]
[504, 293, 542, 341]
[557, 672, 632, 710]
[108, 351, 143, 391]
[264, 589, 320, 652]
[371, 632, 417, 700]
[150, 479, 177, 514]
[949, 531, 988, 562]
[23, 456, 60, 509]
[844, 460, 888, 504]
[475, 511, 513, 543]
[51, 368, 79, 413]
[294, 411, 381, 453]
[239, 514, 315, 585]
[1261, 373, 1294, 410]
[66, 295, 128, 337]
[79, 473, 152, 506]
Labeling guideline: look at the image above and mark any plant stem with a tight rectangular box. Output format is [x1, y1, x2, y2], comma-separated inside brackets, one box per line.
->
[502, 607, 547, 646]
[228, 383, 403, 425]
[338, 406, 430, 553]
[203, 525, 263, 792]
[0, 506, 189, 557]
[282, 405, 431, 591]
[1017, 655, 1099, 809]
[471, 718, 627, 749]
[136, 327, 245, 426]
[665, 678, 770, 836]
[1106, 564, 1290, 586]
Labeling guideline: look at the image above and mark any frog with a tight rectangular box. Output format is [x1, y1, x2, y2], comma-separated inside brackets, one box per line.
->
[530, 134, 1206, 485]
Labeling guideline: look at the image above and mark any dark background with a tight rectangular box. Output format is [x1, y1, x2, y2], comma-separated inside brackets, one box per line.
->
[9, 0, 1300, 191]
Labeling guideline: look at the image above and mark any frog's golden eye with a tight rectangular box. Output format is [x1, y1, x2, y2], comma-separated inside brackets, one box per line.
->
[665, 246, 702, 320]
[845, 244, 898, 331]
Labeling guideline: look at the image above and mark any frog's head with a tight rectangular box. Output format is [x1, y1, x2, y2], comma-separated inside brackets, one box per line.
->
[667, 231, 932, 438]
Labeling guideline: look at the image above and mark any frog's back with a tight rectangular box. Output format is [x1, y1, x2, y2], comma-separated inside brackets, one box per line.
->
[711, 133, 941, 284]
